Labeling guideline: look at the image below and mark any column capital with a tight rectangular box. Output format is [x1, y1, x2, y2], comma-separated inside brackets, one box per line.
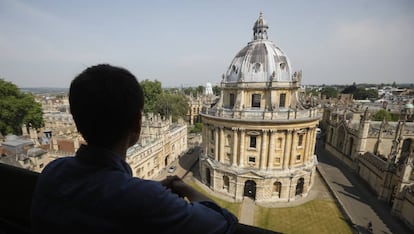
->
[262, 129, 270, 133]
[232, 127, 238, 131]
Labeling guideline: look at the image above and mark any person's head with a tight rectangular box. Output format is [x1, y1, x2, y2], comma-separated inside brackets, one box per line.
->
[69, 64, 144, 148]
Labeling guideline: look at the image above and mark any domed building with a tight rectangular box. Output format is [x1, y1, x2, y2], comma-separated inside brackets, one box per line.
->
[199, 13, 321, 203]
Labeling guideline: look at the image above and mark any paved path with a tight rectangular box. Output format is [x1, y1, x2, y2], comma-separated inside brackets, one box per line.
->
[316, 141, 412, 234]
[239, 197, 255, 225]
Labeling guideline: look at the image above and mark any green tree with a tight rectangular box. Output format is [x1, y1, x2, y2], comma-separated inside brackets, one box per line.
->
[196, 85, 204, 95]
[155, 92, 189, 122]
[372, 110, 398, 121]
[190, 122, 203, 133]
[341, 83, 357, 94]
[354, 87, 378, 100]
[0, 79, 44, 135]
[212, 85, 221, 96]
[140, 79, 162, 114]
[320, 87, 338, 98]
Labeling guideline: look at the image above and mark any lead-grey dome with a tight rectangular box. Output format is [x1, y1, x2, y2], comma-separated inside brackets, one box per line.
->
[225, 12, 292, 83]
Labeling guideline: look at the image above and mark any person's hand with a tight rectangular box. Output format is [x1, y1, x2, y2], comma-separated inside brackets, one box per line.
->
[160, 175, 180, 189]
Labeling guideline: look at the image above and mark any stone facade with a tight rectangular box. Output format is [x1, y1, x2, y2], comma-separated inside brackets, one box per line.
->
[127, 113, 188, 179]
[321, 103, 414, 231]
[200, 13, 321, 204]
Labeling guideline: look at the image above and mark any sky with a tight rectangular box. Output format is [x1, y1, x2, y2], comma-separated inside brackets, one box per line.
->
[0, 0, 413, 88]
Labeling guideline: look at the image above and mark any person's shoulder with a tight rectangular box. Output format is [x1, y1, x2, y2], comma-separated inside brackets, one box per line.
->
[41, 156, 75, 174]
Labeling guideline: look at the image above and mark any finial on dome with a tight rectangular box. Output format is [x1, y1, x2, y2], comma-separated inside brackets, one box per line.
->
[253, 12, 269, 40]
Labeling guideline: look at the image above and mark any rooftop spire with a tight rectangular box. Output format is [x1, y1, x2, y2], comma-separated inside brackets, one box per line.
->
[253, 11, 269, 40]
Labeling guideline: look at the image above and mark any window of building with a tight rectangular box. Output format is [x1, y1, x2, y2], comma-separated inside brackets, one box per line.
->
[252, 94, 261, 108]
[223, 176, 230, 192]
[296, 155, 301, 161]
[248, 156, 256, 163]
[273, 181, 282, 198]
[277, 137, 283, 149]
[211, 129, 214, 141]
[226, 135, 231, 146]
[229, 93, 235, 108]
[279, 93, 286, 107]
[250, 136, 257, 148]
[298, 134, 303, 147]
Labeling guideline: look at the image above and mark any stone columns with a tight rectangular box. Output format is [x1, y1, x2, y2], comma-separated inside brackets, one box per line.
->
[267, 130, 275, 168]
[289, 129, 298, 166]
[239, 128, 245, 166]
[214, 128, 219, 161]
[310, 128, 316, 156]
[260, 129, 269, 169]
[232, 127, 238, 166]
[304, 129, 310, 162]
[202, 125, 208, 156]
[219, 127, 225, 163]
[283, 130, 293, 169]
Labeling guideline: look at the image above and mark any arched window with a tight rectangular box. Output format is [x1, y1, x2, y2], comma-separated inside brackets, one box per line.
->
[273, 181, 282, 198]
[348, 137, 354, 156]
[226, 135, 231, 146]
[336, 126, 345, 151]
[223, 176, 230, 192]
[295, 178, 304, 196]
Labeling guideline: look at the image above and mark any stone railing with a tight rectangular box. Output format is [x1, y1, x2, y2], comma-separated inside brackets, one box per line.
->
[203, 107, 321, 121]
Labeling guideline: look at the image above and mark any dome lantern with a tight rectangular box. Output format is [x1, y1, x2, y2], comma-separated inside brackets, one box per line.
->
[253, 12, 269, 40]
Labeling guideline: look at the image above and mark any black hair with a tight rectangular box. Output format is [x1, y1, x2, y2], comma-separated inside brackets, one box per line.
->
[69, 64, 144, 147]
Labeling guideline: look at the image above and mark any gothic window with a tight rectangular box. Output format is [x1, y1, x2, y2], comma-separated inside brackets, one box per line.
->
[402, 139, 412, 154]
[250, 136, 257, 148]
[348, 137, 354, 156]
[279, 93, 286, 107]
[337, 126, 345, 151]
[252, 94, 261, 108]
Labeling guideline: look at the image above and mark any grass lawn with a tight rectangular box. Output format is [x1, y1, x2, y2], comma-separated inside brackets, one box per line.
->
[255, 200, 353, 234]
[185, 178, 353, 234]
[186, 180, 241, 216]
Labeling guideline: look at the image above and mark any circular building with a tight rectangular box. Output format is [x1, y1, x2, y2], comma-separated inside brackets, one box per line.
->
[200, 13, 321, 203]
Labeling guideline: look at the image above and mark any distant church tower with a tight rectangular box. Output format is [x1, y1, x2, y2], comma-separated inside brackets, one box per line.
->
[200, 12, 321, 203]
